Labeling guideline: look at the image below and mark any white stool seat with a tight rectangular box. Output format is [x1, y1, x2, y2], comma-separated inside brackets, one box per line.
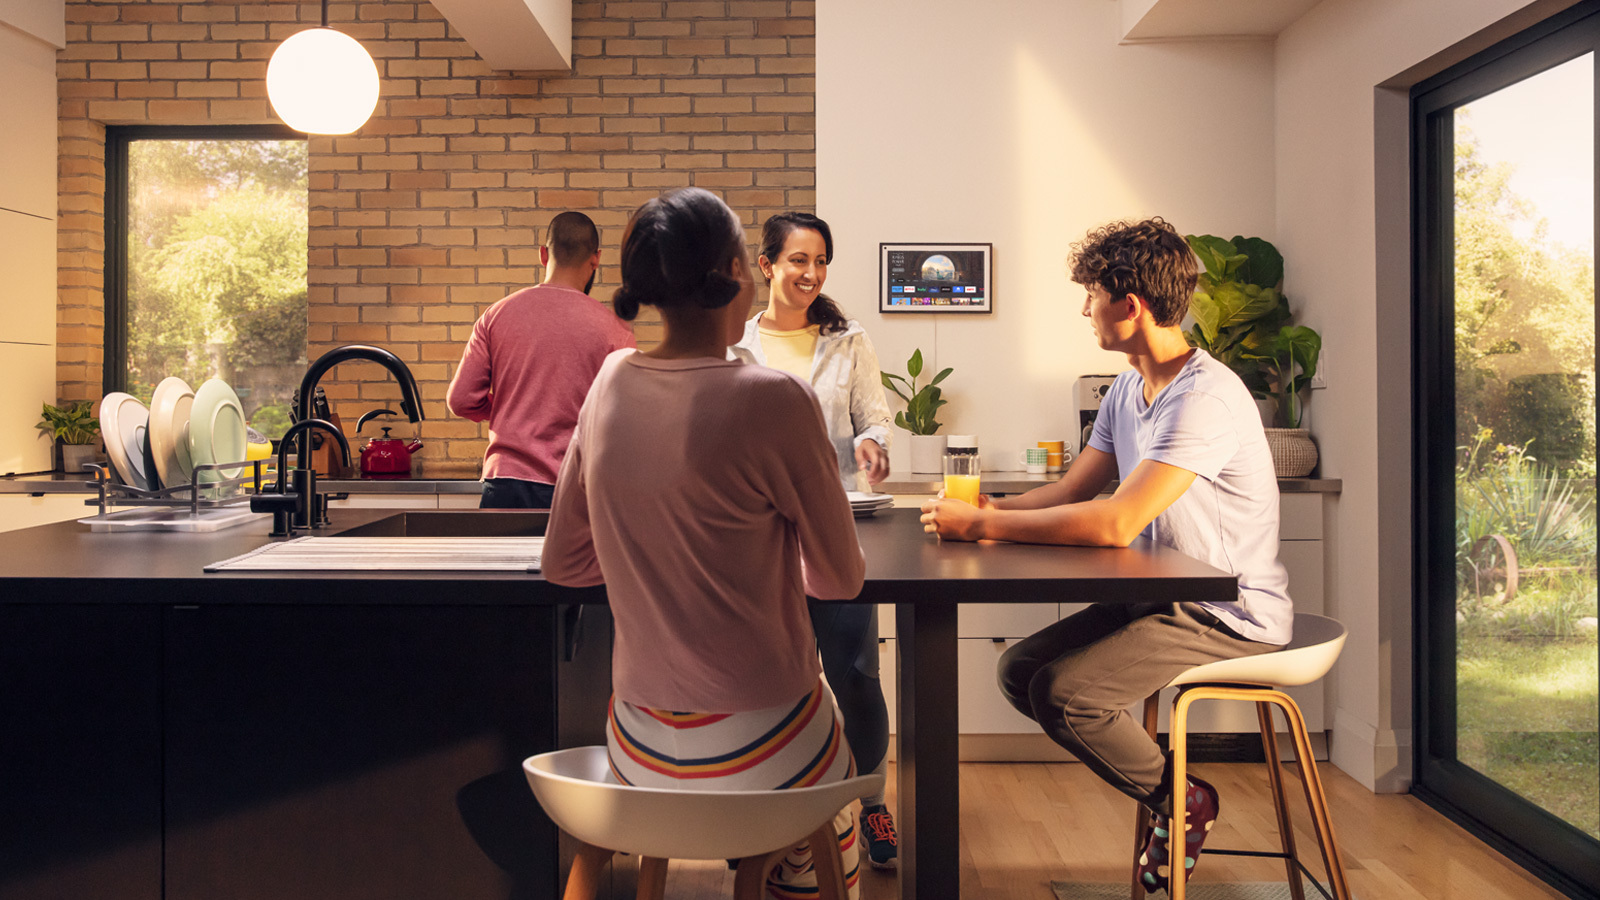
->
[1167, 613, 1346, 688]
[524, 746, 885, 862]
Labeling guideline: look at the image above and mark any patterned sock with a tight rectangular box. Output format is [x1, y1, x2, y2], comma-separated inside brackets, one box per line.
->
[1136, 774, 1220, 894]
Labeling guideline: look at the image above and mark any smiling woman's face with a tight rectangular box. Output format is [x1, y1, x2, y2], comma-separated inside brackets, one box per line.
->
[761, 227, 828, 318]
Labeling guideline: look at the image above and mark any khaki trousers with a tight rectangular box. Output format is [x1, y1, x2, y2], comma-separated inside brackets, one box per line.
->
[997, 601, 1275, 816]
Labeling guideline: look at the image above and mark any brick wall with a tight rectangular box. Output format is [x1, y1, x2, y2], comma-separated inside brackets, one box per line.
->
[58, 0, 815, 475]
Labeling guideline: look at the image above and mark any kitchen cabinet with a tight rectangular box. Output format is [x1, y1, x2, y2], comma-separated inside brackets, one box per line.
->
[0, 20, 58, 218]
[163, 604, 558, 900]
[0, 492, 93, 533]
[0, 343, 56, 476]
[0, 605, 162, 900]
[0, 209, 57, 345]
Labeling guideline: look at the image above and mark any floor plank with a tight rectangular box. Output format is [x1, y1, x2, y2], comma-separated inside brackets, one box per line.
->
[635, 761, 1566, 900]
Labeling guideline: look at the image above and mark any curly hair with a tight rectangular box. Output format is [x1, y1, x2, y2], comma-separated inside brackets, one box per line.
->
[612, 188, 746, 322]
[1067, 217, 1197, 327]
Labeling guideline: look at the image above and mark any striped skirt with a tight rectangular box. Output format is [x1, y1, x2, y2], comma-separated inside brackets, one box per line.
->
[606, 678, 861, 899]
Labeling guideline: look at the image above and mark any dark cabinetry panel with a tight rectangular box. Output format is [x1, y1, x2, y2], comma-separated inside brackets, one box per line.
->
[163, 604, 560, 900]
[0, 605, 162, 900]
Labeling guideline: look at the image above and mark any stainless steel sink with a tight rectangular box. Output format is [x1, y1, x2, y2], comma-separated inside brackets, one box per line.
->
[333, 509, 550, 538]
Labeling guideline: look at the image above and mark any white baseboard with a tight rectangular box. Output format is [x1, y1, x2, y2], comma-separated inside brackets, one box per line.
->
[1331, 708, 1413, 793]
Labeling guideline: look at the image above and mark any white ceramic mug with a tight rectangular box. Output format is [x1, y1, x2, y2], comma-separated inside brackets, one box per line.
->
[1019, 447, 1048, 474]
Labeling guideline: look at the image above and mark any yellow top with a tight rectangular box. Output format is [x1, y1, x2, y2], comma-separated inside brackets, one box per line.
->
[757, 321, 820, 383]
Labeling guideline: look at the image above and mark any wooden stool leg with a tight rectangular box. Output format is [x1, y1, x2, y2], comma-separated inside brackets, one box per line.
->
[1169, 690, 1194, 900]
[1257, 701, 1307, 900]
[1269, 692, 1353, 900]
[734, 847, 793, 900]
[809, 820, 852, 900]
[562, 842, 615, 900]
[634, 857, 669, 900]
[1130, 692, 1160, 900]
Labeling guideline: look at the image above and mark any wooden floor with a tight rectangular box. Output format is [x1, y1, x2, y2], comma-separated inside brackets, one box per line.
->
[644, 760, 1566, 900]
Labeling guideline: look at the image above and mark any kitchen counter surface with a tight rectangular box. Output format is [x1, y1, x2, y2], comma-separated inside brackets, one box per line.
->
[1, 471, 1342, 495]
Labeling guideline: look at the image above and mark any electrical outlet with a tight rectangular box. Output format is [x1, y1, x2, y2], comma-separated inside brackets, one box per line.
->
[1310, 349, 1327, 390]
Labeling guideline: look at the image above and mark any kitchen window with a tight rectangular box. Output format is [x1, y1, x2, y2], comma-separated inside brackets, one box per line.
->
[1412, 5, 1599, 895]
[104, 125, 308, 441]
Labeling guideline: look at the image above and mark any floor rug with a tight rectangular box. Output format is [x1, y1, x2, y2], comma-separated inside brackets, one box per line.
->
[1052, 880, 1342, 900]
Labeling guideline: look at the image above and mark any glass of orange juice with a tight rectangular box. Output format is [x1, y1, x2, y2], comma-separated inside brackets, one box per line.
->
[943, 437, 981, 505]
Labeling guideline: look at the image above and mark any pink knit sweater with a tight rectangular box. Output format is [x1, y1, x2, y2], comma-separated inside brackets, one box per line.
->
[543, 351, 866, 712]
[446, 284, 637, 484]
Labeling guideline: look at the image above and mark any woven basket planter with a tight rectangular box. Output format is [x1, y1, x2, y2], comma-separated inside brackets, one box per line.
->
[1263, 427, 1318, 478]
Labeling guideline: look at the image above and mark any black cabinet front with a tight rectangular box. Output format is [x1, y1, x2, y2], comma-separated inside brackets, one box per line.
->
[163, 604, 560, 900]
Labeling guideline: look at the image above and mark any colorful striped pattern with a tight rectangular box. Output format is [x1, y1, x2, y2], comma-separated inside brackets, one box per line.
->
[606, 679, 861, 899]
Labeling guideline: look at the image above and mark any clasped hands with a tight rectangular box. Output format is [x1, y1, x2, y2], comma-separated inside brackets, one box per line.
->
[920, 492, 994, 541]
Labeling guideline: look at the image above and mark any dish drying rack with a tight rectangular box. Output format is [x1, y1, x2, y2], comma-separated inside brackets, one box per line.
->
[78, 460, 273, 532]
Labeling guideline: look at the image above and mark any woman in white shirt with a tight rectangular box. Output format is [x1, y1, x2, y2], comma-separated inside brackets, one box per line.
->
[729, 212, 900, 869]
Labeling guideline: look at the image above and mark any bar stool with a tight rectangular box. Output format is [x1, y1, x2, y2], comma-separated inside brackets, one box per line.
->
[1130, 614, 1351, 900]
[525, 746, 884, 900]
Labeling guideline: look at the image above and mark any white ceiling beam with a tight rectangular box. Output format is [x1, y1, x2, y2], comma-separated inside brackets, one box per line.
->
[427, 0, 571, 72]
[1119, 0, 1323, 43]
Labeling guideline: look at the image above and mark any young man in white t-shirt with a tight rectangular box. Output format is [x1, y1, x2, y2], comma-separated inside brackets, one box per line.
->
[920, 217, 1292, 894]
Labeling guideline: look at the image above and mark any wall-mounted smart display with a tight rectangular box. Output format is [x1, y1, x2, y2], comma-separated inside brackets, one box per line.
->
[879, 243, 992, 314]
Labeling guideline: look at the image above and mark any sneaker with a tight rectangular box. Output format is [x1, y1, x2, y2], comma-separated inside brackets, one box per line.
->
[1136, 774, 1220, 894]
[861, 804, 898, 869]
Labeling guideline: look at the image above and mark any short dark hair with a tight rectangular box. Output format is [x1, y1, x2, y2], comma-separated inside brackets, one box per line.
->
[546, 211, 600, 267]
[759, 212, 848, 335]
[1067, 217, 1197, 327]
[612, 188, 745, 322]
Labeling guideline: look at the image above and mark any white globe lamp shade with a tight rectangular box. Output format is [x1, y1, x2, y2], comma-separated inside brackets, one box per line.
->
[267, 27, 379, 135]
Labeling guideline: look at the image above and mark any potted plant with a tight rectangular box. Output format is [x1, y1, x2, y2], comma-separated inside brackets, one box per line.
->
[1185, 234, 1322, 476]
[37, 400, 102, 474]
[881, 349, 953, 474]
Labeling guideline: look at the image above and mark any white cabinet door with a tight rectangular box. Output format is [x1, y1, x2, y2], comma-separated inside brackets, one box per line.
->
[0, 26, 57, 218]
[0, 342, 54, 475]
[437, 492, 484, 509]
[0, 494, 93, 533]
[0, 209, 59, 346]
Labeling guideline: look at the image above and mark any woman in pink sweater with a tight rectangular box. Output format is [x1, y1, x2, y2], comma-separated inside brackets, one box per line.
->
[542, 188, 868, 898]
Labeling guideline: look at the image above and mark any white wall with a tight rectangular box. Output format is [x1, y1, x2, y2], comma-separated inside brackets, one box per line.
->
[0, 6, 63, 476]
[1276, 0, 1577, 791]
[818, 0, 1276, 472]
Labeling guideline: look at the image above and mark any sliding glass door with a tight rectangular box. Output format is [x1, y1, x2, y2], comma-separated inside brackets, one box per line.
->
[1413, 6, 1599, 896]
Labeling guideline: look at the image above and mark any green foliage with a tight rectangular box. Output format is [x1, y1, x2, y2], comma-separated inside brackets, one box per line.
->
[1183, 234, 1319, 425]
[1453, 121, 1596, 475]
[248, 404, 294, 442]
[36, 400, 101, 445]
[126, 139, 308, 421]
[880, 349, 953, 436]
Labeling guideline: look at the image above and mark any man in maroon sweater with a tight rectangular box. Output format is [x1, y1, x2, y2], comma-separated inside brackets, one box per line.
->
[447, 211, 637, 508]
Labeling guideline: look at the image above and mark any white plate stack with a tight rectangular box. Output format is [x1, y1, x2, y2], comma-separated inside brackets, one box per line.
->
[846, 491, 894, 518]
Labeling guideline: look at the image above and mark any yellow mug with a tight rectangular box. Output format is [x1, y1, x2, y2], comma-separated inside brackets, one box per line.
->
[1037, 440, 1066, 472]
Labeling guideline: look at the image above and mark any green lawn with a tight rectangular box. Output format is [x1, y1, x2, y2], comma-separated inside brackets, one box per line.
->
[1457, 632, 1599, 838]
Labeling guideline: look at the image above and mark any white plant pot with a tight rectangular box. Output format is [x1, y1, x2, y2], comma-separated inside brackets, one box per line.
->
[909, 434, 947, 475]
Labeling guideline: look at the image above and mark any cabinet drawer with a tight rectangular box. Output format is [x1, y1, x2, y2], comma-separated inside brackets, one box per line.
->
[879, 638, 1047, 735]
[328, 493, 438, 510]
[1278, 493, 1322, 540]
[879, 602, 1060, 639]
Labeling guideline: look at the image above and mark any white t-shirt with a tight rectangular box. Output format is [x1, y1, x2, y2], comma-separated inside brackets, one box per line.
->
[1087, 349, 1293, 645]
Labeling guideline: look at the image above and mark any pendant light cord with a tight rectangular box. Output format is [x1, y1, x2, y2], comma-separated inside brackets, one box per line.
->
[320, 0, 329, 28]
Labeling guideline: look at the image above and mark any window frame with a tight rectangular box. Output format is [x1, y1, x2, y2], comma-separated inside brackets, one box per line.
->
[102, 124, 305, 396]
[1410, 3, 1600, 895]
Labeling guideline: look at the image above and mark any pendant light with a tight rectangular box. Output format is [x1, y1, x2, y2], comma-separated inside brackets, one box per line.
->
[266, 0, 380, 135]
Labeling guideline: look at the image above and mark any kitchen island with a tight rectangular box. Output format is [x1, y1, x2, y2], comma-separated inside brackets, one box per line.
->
[0, 506, 1236, 900]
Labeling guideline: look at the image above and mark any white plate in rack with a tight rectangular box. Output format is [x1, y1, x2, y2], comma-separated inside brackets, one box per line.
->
[98, 392, 151, 490]
[149, 376, 196, 489]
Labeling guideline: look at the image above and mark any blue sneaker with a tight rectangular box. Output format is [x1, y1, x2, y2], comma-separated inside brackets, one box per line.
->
[861, 804, 898, 869]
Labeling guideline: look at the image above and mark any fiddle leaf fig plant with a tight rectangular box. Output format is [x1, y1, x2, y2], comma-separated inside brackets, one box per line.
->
[881, 349, 953, 436]
[1185, 234, 1321, 428]
[36, 400, 100, 446]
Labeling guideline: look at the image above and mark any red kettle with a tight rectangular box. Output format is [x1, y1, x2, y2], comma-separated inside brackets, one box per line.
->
[357, 409, 422, 478]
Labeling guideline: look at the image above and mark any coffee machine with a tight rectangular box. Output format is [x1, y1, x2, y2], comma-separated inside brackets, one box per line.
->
[1074, 375, 1119, 454]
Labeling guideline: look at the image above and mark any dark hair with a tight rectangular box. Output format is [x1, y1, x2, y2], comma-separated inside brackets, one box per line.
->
[1067, 217, 1198, 327]
[546, 210, 600, 267]
[612, 188, 746, 322]
[759, 212, 848, 335]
